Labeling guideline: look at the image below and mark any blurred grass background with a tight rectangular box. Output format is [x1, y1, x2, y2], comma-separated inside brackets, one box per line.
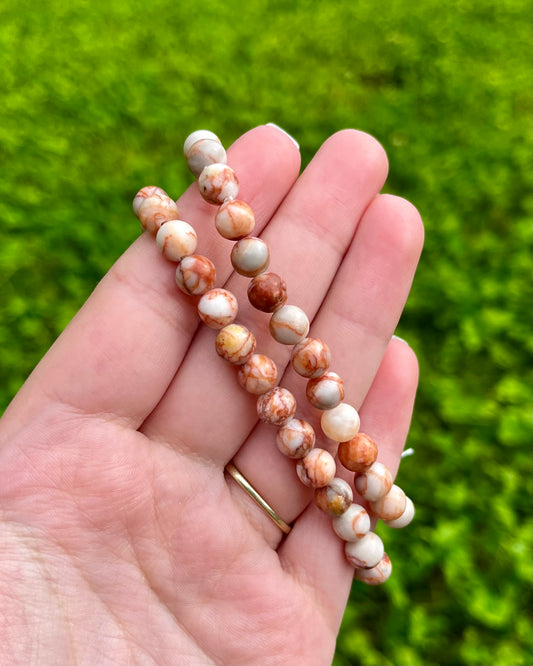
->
[0, 0, 531, 664]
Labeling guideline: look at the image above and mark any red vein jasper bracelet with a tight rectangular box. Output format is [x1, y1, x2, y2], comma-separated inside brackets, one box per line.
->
[132, 129, 415, 586]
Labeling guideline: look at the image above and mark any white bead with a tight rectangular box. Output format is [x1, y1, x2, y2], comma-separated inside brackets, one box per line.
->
[184, 130, 221, 154]
[133, 186, 169, 217]
[184, 130, 227, 178]
[198, 163, 239, 205]
[383, 496, 415, 528]
[369, 484, 407, 521]
[197, 288, 238, 329]
[345, 532, 384, 569]
[175, 255, 216, 296]
[306, 371, 344, 410]
[276, 418, 315, 458]
[296, 448, 336, 488]
[353, 553, 392, 585]
[137, 195, 180, 235]
[269, 305, 309, 345]
[155, 220, 198, 262]
[231, 237, 270, 277]
[332, 503, 370, 541]
[186, 139, 227, 178]
[320, 403, 360, 442]
[354, 461, 393, 502]
[215, 199, 255, 240]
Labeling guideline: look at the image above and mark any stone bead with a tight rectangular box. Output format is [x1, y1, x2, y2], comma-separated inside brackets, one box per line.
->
[155, 220, 198, 262]
[269, 305, 309, 345]
[184, 130, 227, 177]
[337, 433, 378, 473]
[353, 553, 392, 585]
[175, 255, 216, 296]
[198, 163, 239, 205]
[184, 130, 221, 154]
[215, 324, 256, 365]
[332, 503, 370, 540]
[215, 199, 255, 240]
[354, 462, 393, 502]
[133, 186, 169, 217]
[248, 273, 288, 313]
[384, 496, 415, 528]
[290, 337, 331, 379]
[237, 354, 278, 395]
[276, 418, 316, 459]
[321, 403, 360, 442]
[257, 387, 296, 426]
[137, 195, 180, 235]
[344, 532, 384, 569]
[369, 484, 407, 522]
[197, 288, 238, 329]
[296, 448, 336, 488]
[315, 478, 353, 517]
[306, 371, 344, 410]
[230, 237, 270, 277]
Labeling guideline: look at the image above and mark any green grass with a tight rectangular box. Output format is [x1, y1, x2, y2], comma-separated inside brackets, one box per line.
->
[1, 1, 531, 664]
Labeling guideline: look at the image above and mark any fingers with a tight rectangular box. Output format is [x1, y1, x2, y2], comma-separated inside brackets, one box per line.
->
[0, 126, 301, 439]
[225, 192, 423, 545]
[142, 130, 388, 457]
[278, 337, 419, 629]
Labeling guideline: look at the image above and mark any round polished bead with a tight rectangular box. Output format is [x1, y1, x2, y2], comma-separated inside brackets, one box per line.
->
[383, 496, 415, 528]
[184, 131, 227, 177]
[306, 371, 344, 410]
[269, 305, 309, 345]
[184, 130, 221, 154]
[338, 433, 378, 473]
[353, 553, 392, 585]
[290, 337, 331, 378]
[197, 288, 238, 329]
[369, 484, 407, 522]
[276, 418, 315, 459]
[321, 403, 360, 442]
[215, 199, 255, 240]
[257, 387, 296, 426]
[344, 532, 384, 569]
[315, 478, 353, 517]
[237, 354, 278, 395]
[215, 324, 256, 365]
[198, 163, 239, 205]
[155, 220, 198, 262]
[332, 503, 370, 540]
[248, 273, 288, 313]
[296, 448, 336, 488]
[230, 237, 270, 277]
[175, 255, 216, 296]
[354, 462, 393, 502]
[138, 195, 180, 235]
[133, 186, 169, 217]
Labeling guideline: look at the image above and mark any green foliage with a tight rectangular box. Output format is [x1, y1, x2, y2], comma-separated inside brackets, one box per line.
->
[1, 0, 531, 664]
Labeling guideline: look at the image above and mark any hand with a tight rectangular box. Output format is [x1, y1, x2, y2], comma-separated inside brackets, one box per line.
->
[0, 126, 423, 665]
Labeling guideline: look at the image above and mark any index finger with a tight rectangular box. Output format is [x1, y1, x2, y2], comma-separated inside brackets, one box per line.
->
[0, 126, 301, 438]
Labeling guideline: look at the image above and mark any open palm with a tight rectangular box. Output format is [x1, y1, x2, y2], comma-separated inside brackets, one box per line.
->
[0, 126, 423, 665]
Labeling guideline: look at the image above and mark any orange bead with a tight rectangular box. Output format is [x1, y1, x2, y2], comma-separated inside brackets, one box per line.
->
[338, 433, 378, 473]
[248, 273, 287, 313]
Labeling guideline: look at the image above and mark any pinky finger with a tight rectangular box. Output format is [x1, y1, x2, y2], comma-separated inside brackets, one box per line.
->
[278, 337, 419, 631]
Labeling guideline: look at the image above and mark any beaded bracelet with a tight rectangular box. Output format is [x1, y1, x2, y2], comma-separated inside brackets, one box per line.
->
[133, 129, 415, 586]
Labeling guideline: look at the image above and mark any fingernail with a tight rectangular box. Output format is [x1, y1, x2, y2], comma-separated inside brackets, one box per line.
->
[265, 123, 299, 149]
[392, 334, 410, 346]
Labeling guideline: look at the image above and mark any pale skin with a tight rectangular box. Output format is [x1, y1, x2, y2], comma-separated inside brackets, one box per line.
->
[0, 126, 424, 665]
